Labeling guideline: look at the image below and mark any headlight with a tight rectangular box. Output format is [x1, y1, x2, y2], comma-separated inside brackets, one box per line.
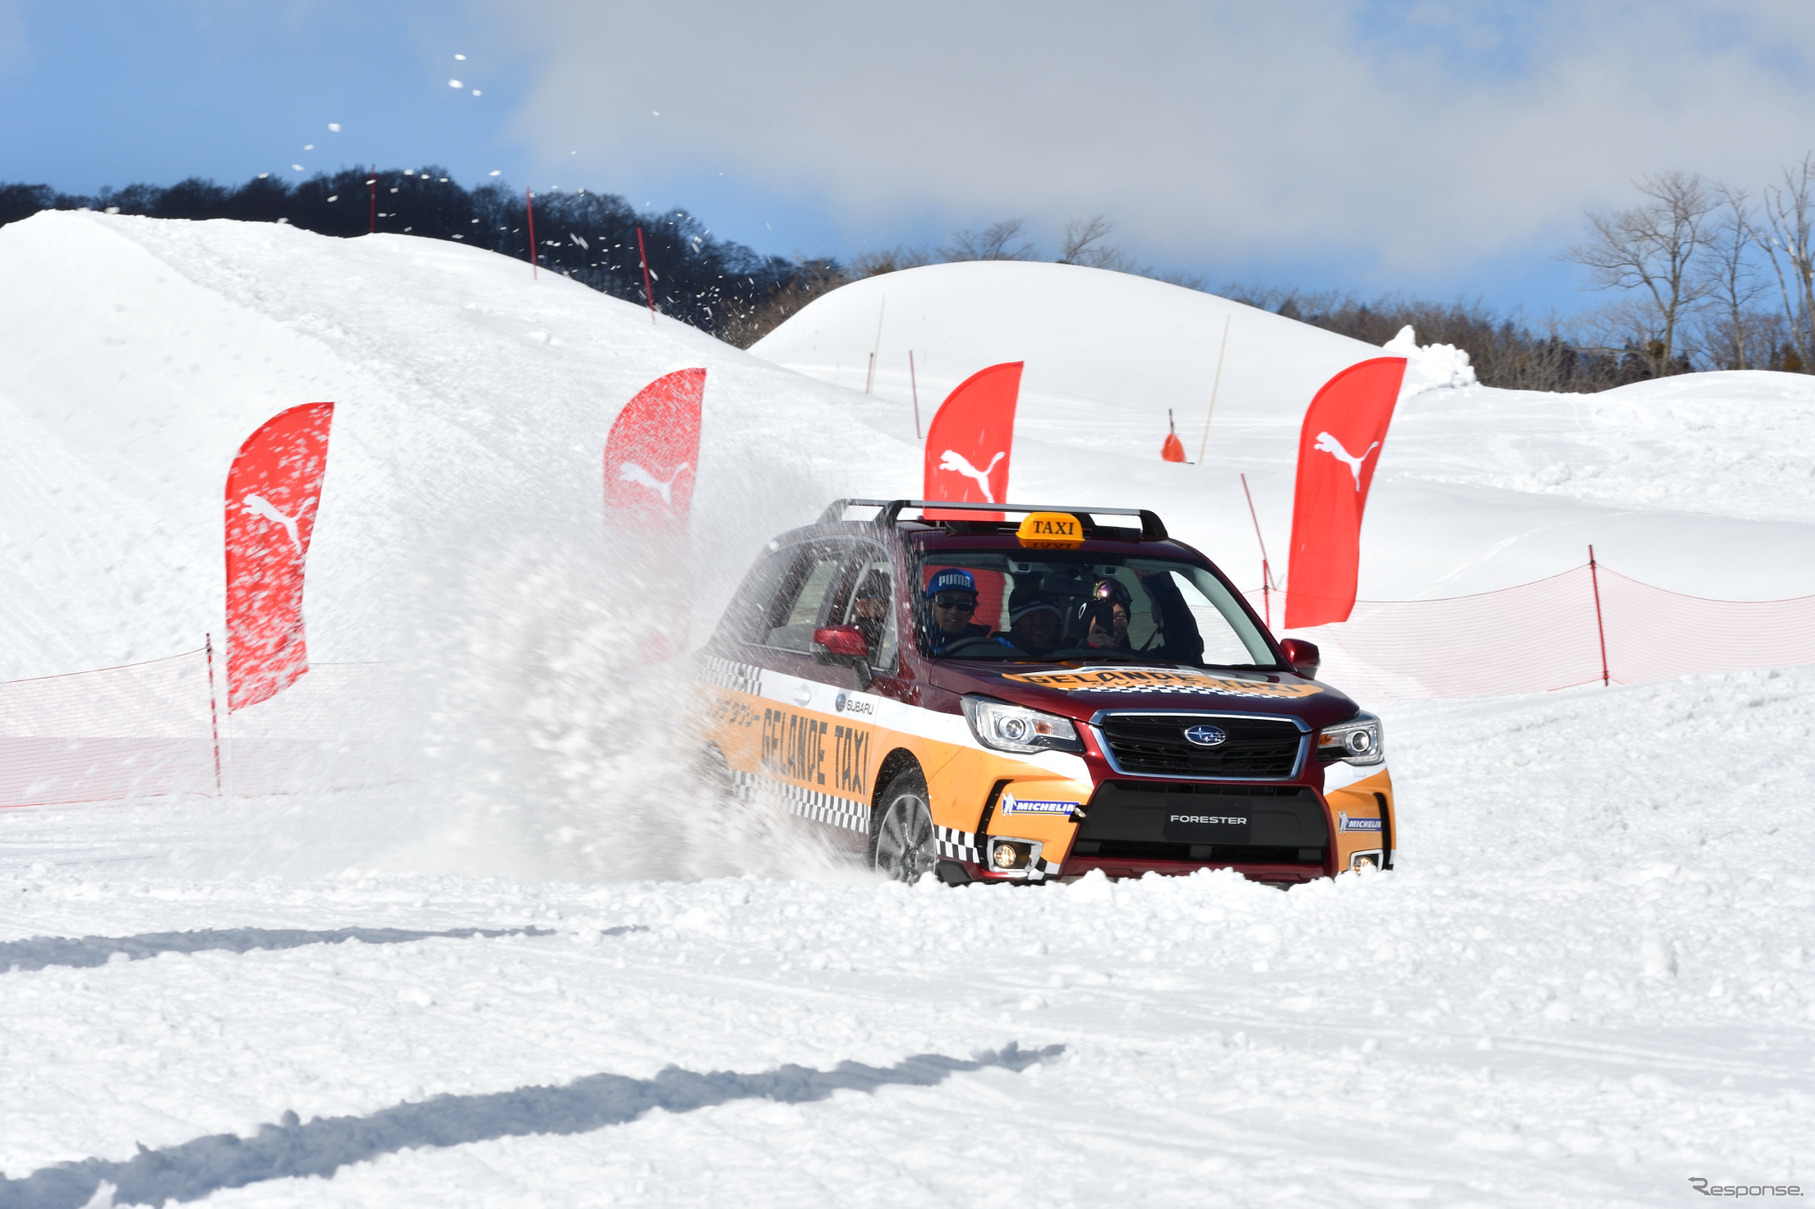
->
[961, 696, 1084, 755]
[1318, 711, 1384, 766]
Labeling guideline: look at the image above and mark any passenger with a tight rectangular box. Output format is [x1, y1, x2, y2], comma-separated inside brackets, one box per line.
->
[1080, 578, 1133, 650]
[849, 571, 890, 653]
[922, 568, 990, 654]
[1004, 594, 1065, 656]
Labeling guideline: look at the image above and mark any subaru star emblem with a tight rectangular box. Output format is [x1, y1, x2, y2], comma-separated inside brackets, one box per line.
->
[834, 692, 847, 712]
[1183, 724, 1228, 747]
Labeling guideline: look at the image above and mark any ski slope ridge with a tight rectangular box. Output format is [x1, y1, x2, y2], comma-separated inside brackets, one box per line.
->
[755, 261, 1815, 599]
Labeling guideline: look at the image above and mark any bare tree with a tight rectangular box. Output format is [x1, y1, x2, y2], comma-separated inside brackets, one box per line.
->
[1056, 214, 1133, 270]
[1691, 185, 1771, 369]
[847, 244, 932, 278]
[939, 218, 1037, 262]
[1759, 154, 1815, 372]
[1562, 170, 1719, 377]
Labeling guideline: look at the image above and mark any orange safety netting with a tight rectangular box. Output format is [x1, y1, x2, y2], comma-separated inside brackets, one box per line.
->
[5, 560, 1814, 807]
[1256, 562, 1815, 702]
[0, 649, 218, 808]
[1, 654, 412, 808]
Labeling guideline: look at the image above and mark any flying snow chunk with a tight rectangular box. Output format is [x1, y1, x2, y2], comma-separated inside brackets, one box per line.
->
[304, 143, 314, 150]
[489, 170, 501, 176]
[328, 123, 341, 132]
[292, 164, 303, 172]
[472, 89, 481, 96]
[455, 53, 466, 60]
[449, 79, 463, 88]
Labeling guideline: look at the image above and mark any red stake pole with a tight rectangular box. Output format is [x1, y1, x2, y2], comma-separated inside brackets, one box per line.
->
[205, 633, 223, 795]
[1261, 566, 1271, 630]
[368, 164, 376, 235]
[525, 189, 538, 278]
[1240, 473, 1277, 589]
[636, 226, 655, 324]
[1588, 544, 1610, 686]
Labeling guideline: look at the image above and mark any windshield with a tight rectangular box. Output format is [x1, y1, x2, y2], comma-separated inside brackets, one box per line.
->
[914, 549, 1279, 667]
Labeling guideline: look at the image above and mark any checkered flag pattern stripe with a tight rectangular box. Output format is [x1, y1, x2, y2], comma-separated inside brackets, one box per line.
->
[699, 656, 763, 696]
[732, 769, 868, 834]
[935, 825, 983, 864]
[1089, 684, 1268, 696]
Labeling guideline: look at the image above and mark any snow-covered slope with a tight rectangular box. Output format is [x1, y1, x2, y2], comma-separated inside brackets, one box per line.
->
[2, 219, 1812, 1206]
[753, 262, 1815, 600]
[0, 211, 917, 680]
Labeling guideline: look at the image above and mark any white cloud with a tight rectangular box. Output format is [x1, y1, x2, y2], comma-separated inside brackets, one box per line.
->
[485, 0, 1815, 276]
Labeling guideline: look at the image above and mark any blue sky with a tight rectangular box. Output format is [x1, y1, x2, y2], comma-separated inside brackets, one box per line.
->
[4, 1, 1813, 321]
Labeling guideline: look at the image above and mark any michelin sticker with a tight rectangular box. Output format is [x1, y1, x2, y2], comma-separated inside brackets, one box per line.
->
[999, 792, 1075, 816]
[1002, 666, 1323, 698]
[1337, 811, 1384, 832]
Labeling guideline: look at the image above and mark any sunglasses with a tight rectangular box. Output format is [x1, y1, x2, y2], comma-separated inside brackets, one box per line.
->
[931, 594, 977, 610]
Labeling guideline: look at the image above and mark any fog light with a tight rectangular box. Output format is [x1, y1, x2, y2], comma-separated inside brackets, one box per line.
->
[1348, 850, 1383, 872]
[992, 841, 1028, 870]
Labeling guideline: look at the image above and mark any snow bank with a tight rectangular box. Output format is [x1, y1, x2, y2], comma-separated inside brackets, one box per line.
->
[1384, 322, 1478, 395]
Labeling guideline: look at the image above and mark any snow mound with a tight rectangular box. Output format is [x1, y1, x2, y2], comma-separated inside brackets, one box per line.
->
[752, 260, 1384, 426]
[1384, 323, 1477, 394]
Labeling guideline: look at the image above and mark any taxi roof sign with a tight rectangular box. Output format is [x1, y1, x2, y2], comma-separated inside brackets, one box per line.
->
[1016, 512, 1085, 549]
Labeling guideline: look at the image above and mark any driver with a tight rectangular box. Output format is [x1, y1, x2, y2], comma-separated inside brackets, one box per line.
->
[923, 568, 990, 654]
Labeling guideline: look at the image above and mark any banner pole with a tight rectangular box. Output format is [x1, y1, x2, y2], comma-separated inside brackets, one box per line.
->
[525, 189, 538, 279]
[205, 633, 222, 796]
[1197, 315, 1231, 464]
[909, 350, 922, 438]
[1588, 544, 1610, 686]
[1240, 473, 1276, 589]
[368, 165, 376, 235]
[636, 226, 656, 324]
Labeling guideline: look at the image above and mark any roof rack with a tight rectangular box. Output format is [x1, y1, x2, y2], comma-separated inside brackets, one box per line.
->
[816, 499, 1169, 541]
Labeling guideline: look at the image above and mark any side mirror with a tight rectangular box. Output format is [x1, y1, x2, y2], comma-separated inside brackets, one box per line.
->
[1279, 637, 1320, 680]
[812, 625, 869, 659]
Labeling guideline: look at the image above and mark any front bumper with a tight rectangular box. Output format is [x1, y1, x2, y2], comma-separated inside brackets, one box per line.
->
[938, 766, 1395, 885]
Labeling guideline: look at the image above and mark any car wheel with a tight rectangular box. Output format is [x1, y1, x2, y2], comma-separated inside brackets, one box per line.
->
[869, 766, 936, 883]
[694, 744, 737, 808]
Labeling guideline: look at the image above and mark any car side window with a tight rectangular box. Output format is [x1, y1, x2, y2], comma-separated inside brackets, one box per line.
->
[762, 543, 850, 653]
[831, 547, 898, 669]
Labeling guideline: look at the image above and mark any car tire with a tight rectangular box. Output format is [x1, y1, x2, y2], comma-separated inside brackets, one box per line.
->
[694, 744, 737, 809]
[869, 766, 936, 883]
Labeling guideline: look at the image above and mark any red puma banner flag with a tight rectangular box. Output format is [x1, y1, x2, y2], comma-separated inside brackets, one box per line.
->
[605, 368, 705, 527]
[1284, 357, 1407, 630]
[225, 402, 335, 711]
[923, 361, 1022, 519]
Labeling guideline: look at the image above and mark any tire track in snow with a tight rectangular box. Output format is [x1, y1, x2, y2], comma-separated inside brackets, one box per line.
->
[0, 924, 581, 974]
[2, 1044, 1062, 1209]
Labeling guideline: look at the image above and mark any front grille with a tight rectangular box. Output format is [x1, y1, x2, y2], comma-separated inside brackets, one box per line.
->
[1097, 713, 1303, 777]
